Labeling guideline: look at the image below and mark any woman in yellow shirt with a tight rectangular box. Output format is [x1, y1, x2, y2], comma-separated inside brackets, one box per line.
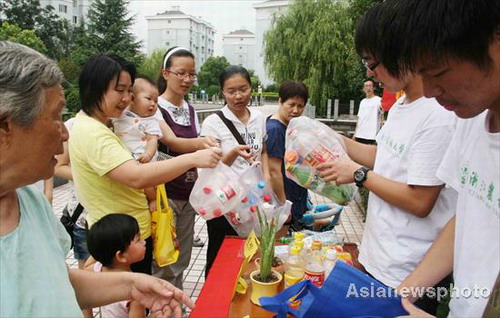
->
[70, 54, 221, 274]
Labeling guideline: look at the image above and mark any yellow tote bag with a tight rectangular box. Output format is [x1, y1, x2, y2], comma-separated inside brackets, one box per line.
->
[151, 184, 180, 267]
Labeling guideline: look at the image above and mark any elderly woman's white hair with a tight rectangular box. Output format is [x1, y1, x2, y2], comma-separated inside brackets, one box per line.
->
[0, 40, 63, 127]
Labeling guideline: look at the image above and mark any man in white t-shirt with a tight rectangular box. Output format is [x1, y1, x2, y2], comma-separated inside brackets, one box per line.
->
[353, 79, 382, 144]
[359, 1, 499, 317]
[317, 5, 457, 313]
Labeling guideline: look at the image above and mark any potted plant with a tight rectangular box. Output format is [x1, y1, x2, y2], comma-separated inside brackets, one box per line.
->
[250, 203, 283, 305]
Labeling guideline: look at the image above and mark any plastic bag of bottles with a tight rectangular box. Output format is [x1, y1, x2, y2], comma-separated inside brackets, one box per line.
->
[189, 162, 291, 237]
[227, 162, 291, 237]
[284, 117, 357, 205]
[189, 162, 247, 220]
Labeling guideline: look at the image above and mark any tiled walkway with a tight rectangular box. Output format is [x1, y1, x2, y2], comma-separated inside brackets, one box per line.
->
[53, 183, 365, 315]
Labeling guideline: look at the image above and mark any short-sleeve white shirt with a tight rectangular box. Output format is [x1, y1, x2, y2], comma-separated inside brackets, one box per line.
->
[436, 110, 500, 317]
[200, 106, 267, 175]
[355, 95, 382, 140]
[359, 96, 458, 288]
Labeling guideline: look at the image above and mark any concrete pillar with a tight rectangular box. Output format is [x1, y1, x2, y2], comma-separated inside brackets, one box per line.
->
[349, 100, 355, 116]
[327, 99, 332, 119]
[334, 99, 339, 119]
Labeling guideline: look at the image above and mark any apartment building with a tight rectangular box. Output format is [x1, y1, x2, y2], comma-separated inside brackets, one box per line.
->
[222, 29, 256, 71]
[253, 0, 289, 86]
[146, 6, 215, 71]
[39, 0, 91, 25]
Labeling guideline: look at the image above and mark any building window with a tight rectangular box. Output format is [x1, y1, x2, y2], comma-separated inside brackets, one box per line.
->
[73, 16, 77, 24]
[239, 46, 242, 49]
[166, 42, 170, 46]
[168, 20, 171, 23]
[59, 4, 67, 13]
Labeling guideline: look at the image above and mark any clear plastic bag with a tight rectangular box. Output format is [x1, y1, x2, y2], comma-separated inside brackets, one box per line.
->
[285, 117, 357, 205]
[226, 162, 291, 237]
[190, 162, 291, 237]
[189, 162, 247, 220]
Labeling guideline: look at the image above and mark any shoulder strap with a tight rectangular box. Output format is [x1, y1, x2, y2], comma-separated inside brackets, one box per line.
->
[216, 111, 246, 146]
[71, 203, 84, 223]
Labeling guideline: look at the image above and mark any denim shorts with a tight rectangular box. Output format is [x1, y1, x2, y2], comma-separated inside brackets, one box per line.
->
[73, 225, 90, 261]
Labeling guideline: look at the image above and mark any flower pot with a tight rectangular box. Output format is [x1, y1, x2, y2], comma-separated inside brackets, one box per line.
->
[250, 269, 283, 306]
[254, 257, 285, 274]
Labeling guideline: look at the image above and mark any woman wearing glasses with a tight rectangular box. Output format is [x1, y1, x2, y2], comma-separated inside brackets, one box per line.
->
[153, 46, 218, 291]
[200, 65, 270, 276]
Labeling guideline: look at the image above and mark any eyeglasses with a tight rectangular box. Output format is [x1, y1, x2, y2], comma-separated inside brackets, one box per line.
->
[223, 86, 251, 97]
[361, 59, 380, 72]
[168, 69, 198, 80]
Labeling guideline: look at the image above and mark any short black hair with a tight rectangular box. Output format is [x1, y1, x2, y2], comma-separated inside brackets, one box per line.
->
[356, 0, 500, 77]
[364, 79, 375, 87]
[394, 0, 499, 74]
[157, 46, 195, 94]
[278, 81, 308, 104]
[219, 65, 252, 90]
[355, 1, 402, 76]
[79, 54, 136, 115]
[87, 214, 140, 267]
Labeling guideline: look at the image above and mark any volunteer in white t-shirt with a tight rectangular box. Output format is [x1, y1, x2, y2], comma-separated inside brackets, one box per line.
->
[354, 79, 382, 144]
[318, 56, 456, 314]
[200, 65, 269, 277]
[380, 0, 500, 315]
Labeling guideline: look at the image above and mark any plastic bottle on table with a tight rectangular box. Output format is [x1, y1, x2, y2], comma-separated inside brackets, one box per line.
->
[303, 240, 325, 287]
[324, 248, 338, 279]
[289, 231, 305, 249]
[284, 246, 305, 289]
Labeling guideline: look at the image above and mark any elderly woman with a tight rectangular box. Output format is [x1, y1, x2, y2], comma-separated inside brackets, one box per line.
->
[266, 81, 310, 231]
[0, 41, 193, 318]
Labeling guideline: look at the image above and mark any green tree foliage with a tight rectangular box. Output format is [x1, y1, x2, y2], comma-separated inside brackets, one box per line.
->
[265, 0, 367, 115]
[265, 83, 278, 92]
[87, 0, 143, 66]
[247, 69, 261, 90]
[0, 22, 47, 54]
[137, 49, 164, 80]
[0, 0, 71, 60]
[348, 0, 385, 21]
[197, 56, 230, 93]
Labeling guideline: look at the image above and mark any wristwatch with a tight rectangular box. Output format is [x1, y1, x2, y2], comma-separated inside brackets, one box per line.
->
[354, 167, 370, 188]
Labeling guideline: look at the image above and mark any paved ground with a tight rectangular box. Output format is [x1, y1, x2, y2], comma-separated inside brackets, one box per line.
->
[53, 182, 365, 316]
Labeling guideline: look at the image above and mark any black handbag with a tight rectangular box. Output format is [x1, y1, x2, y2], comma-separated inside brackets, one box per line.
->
[60, 203, 84, 248]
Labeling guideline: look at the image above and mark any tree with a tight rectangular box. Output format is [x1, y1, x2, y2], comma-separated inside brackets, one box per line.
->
[0, 0, 72, 60]
[138, 49, 164, 80]
[264, 0, 366, 115]
[87, 0, 143, 66]
[197, 56, 230, 96]
[265, 83, 278, 92]
[0, 22, 47, 54]
[247, 69, 261, 90]
[348, 0, 385, 22]
[0, 0, 40, 29]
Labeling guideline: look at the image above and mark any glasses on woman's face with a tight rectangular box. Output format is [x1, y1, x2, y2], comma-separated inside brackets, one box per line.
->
[168, 69, 198, 80]
[223, 86, 251, 97]
[361, 58, 380, 72]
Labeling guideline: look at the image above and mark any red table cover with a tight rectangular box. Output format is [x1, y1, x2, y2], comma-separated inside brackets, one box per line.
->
[189, 237, 245, 318]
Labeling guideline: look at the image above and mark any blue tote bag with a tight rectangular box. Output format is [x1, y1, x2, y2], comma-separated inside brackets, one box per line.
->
[260, 261, 408, 318]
